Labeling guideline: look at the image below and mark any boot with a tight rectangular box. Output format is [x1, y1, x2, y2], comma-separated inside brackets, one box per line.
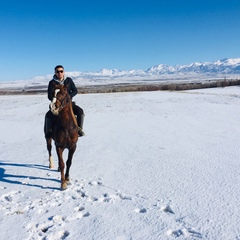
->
[44, 116, 53, 138]
[78, 127, 85, 137]
[78, 114, 85, 137]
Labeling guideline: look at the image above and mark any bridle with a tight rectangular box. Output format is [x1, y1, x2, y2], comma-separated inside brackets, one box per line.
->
[55, 95, 71, 108]
[50, 89, 71, 115]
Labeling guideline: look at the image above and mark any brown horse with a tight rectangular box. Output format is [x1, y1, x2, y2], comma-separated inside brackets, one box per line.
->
[46, 83, 78, 190]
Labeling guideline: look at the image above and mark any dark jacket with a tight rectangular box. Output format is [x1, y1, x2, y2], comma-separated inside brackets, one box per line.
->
[48, 76, 78, 101]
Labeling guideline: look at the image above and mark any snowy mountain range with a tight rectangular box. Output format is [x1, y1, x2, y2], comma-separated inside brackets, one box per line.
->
[68, 58, 240, 81]
[0, 58, 240, 90]
[145, 58, 240, 75]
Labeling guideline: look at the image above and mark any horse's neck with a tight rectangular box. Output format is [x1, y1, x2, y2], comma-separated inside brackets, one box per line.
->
[59, 104, 78, 127]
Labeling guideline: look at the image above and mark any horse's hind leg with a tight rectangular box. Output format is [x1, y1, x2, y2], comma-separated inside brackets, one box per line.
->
[44, 112, 54, 168]
[46, 138, 54, 169]
[65, 145, 76, 184]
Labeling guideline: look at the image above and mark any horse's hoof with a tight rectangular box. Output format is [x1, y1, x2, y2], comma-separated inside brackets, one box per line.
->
[66, 179, 71, 185]
[61, 183, 67, 190]
[49, 164, 54, 169]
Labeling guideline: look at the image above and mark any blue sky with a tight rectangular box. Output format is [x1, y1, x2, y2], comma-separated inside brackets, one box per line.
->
[0, 0, 240, 81]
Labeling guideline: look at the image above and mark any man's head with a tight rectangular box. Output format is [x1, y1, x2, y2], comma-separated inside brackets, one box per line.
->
[54, 65, 64, 81]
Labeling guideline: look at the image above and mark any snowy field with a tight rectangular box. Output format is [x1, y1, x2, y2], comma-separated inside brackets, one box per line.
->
[0, 86, 240, 240]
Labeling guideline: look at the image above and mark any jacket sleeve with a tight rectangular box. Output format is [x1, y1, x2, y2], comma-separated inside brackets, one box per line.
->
[68, 78, 78, 98]
[47, 81, 54, 101]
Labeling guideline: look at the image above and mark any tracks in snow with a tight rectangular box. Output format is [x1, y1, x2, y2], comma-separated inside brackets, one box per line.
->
[0, 175, 203, 239]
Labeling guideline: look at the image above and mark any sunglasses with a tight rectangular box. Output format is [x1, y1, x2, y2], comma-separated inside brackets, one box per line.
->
[56, 70, 64, 73]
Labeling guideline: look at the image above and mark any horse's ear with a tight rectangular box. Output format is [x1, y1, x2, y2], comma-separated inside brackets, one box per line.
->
[51, 82, 57, 88]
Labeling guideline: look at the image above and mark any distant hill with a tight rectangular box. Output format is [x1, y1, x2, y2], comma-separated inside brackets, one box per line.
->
[0, 58, 240, 93]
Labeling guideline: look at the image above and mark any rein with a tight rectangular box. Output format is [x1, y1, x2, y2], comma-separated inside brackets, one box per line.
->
[51, 92, 72, 115]
[55, 95, 71, 110]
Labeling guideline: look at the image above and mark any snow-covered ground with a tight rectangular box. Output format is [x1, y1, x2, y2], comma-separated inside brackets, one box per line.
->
[0, 86, 240, 240]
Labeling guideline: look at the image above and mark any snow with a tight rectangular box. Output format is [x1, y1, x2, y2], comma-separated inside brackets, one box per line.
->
[1, 86, 240, 239]
[215, 58, 240, 65]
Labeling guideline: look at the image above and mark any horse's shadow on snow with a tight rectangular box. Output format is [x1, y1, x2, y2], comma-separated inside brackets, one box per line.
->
[0, 161, 59, 190]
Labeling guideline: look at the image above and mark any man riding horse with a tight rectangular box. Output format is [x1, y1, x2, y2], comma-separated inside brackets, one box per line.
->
[44, 65, 85, 138]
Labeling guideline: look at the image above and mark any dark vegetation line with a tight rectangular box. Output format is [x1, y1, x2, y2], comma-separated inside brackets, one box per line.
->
[0, 78, 240, 95]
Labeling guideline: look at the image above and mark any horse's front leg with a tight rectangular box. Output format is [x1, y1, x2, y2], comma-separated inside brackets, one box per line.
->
[46, 138, 54, 169]
[65, 145, 76, 184]
[56, 147, 67, 190]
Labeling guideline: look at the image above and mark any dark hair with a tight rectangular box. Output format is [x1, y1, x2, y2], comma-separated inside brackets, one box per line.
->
[54, 65, 64, 71]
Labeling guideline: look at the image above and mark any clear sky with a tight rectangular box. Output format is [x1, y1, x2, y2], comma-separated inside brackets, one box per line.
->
[0, 0, 240, 81]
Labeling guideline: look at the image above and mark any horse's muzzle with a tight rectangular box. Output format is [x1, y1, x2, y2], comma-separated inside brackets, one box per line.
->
[50, 103, 59, 115]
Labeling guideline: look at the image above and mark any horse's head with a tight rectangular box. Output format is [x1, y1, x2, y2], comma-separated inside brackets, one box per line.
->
[50, 83, 71, 115]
